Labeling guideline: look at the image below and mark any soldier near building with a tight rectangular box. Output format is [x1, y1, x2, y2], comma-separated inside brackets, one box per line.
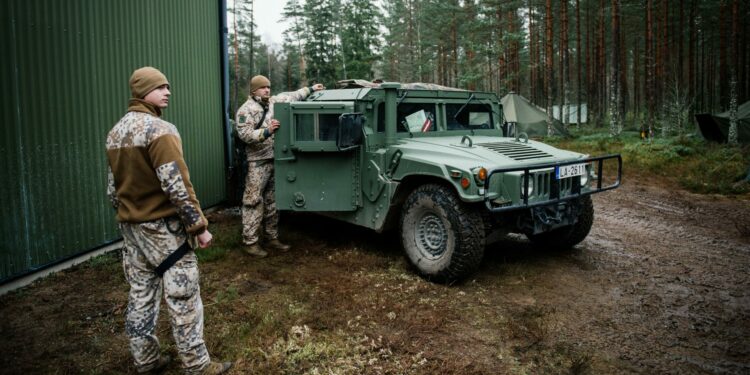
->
[106, 66, 232, 375]
[235, 75, 324, 257]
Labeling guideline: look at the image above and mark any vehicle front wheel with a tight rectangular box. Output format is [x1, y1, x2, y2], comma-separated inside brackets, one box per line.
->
[400, 184, 484, 282]
[527, 195, 594, 250]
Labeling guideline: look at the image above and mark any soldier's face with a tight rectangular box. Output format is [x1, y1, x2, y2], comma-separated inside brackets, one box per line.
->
[253, 86, 271, 98]
[144, 84, 171, 108]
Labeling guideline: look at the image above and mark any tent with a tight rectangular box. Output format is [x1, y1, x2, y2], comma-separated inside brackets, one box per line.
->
[501, 92, 570, 137]
[694, 100, 750, 143]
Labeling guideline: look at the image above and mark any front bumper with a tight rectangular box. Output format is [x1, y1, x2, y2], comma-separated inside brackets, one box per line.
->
[482, 154, 622, 212]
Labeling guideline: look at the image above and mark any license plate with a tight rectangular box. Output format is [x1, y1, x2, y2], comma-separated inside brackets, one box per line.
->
[556, 163, 586, 179]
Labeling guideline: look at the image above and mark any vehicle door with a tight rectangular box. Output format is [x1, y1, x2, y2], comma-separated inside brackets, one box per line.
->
[273, 101, 362, 212]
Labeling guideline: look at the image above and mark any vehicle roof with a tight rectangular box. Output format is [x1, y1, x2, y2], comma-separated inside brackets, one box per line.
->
[307, 84, 500, 102]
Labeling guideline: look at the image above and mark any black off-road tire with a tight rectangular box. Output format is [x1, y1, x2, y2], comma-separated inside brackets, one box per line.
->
[400, 184, 485, 282]
[527, 195, 594, 250]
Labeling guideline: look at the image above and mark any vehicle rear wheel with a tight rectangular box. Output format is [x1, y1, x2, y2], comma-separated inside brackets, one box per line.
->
[400, 184, 484, 282]
[527, 195, 594, 250]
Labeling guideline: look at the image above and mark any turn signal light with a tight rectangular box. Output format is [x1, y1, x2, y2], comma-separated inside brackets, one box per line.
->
[460, 177, 471, 189]
[477, 168, 487, 181]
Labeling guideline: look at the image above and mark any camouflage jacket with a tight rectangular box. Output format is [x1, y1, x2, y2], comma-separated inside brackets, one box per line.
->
[235, 87, 312, 161]
[106, 111, 207, 235]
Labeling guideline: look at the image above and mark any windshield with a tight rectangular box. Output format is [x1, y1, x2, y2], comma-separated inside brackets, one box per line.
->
[446, 103, 495, 130]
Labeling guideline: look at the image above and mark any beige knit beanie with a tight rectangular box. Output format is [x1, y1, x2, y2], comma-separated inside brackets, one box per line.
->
[249, 75, 271, 94]
[129, 67, 169, 99]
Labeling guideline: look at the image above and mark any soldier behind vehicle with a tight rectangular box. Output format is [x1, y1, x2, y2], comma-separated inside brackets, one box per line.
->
[234, 75, 324, 257]
[106, 66, 232, 375]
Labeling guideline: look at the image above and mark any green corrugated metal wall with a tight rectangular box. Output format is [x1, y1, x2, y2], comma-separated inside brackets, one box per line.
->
[0, 0, 228, 281]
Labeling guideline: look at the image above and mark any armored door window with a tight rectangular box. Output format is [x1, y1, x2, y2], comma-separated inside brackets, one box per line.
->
[319, 114, 339, 141]
[295, 113, 315, 141]
[397, 103, 437, 133]
[294, 113, 341, 141]
[446, 103, 494, 130]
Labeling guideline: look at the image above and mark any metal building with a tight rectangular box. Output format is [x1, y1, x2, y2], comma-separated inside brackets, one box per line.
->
[0, 0, 231, 283]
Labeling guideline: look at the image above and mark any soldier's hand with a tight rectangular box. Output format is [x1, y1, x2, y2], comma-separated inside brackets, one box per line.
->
[197, 230, 213, 248]
[269, 119, 281, 133]
[312, 83, 325, 91]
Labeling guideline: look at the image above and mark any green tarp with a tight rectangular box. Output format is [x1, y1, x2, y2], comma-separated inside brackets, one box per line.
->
[695, 100, 750, 143]
[501, 92, 570, 137]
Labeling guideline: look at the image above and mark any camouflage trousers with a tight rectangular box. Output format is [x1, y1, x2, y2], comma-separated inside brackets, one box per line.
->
[242, 159, 278, 245]
[120, 217, 210, 374]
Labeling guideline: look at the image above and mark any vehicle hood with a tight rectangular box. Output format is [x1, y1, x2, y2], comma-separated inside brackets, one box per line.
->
[393, 135, 585, 170]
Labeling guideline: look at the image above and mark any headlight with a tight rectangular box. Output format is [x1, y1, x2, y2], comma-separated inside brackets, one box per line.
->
[580, 165, 590, 186]
[521, 175, 534, 197]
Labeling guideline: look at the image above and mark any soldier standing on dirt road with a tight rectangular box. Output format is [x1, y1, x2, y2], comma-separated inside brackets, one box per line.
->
[106, 66, 232, 375]
[235, 75, 325, 257]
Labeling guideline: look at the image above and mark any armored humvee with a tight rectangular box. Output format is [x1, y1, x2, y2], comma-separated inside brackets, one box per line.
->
[273, 82, 621, 282]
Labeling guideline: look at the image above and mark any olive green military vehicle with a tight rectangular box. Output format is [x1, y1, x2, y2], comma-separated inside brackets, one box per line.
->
[273, 82, 621, 282]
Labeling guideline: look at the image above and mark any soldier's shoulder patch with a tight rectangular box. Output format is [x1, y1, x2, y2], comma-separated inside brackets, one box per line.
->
[238, 114, 246, 123]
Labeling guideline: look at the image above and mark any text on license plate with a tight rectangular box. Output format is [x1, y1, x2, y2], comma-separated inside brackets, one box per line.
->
[556, 163, 587, 179]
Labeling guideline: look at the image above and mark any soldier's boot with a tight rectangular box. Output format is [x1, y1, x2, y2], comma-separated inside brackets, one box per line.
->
[265, 239, 290, 252]
[198, 361, 233, 375]
[242, 244, 268, 258]
[137, 355, 171, 374]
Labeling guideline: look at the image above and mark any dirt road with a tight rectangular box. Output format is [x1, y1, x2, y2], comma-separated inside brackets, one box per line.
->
[0, 178, 748, 374]
[550, 181, 750, 374]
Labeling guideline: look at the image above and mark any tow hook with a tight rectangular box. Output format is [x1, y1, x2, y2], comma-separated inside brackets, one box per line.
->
[533, 206, 562, 226]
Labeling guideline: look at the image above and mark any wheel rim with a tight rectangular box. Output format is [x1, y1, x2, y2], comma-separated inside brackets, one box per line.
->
[416, 212, 448, 257]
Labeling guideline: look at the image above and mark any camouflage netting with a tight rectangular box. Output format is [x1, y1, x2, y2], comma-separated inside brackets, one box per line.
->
[336, 79, 466, 91]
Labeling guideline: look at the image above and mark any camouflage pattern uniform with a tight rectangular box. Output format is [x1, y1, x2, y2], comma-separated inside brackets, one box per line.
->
[107, 110, 211, 374]
[235, 87, 312, 246]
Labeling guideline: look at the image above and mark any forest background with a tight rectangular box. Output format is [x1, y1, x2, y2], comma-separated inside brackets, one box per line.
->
[230, 0, 748, 142]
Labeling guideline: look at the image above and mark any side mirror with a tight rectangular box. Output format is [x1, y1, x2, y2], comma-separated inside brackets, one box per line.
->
[337, 113, 365, 151]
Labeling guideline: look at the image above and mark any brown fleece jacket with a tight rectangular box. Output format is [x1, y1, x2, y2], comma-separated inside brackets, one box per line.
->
[106, 111, 206, 235]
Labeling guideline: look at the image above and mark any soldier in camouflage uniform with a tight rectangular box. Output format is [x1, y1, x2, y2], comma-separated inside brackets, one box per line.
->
[106, 67, 232, 375]
[235, 75, 325, 257]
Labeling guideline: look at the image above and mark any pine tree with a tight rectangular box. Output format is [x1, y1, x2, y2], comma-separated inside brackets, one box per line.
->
[229, 0, 261, 112]
[303, 0, 340, 86]
[340, 0, 382, 80]
[282, 0, 307, 88]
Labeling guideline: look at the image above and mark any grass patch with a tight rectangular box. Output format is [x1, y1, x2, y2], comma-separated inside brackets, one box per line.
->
[547, 129, 750, 195]
[81, 252, 121, 269]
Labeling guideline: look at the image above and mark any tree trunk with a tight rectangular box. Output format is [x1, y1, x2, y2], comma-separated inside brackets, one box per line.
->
[610, 0, 622, 136]
[528, 3, 537, 102]
[452, 19, 458, 87]
[646, 0, 655, 137]
[546, 0, 555, 136]
[561, 0, 570, 127]
[586, 0, 592, 126]
[728, 0, 739, 144]
[620, 15, 629, 120]
[678, 0, 684, 84]
[720, 0, 728, 109]
[465, 0, 477, 91]
[597, 0, 606, 127]
[688, 0, 696, 100]
[742, 1, 748, 103]
[634, 38, 640, 122]
[576, 0, 582, 127]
